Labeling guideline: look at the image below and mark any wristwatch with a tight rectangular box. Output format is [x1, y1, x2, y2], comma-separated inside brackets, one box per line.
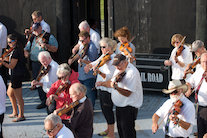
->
[176, 118, 180, 125]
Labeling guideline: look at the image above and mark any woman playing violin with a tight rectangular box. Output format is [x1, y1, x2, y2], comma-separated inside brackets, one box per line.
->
[84, 38, 117, 138]
[46, 63, 80, 121]
[164, 34, 193, 81]
[0, 34, 25, 122]
[114, 26, 136, 66]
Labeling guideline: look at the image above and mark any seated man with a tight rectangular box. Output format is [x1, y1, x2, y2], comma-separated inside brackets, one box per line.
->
[152, 80, 195, 137]
[44, 114, 74, 138]
[54, 83, 93, 138]
[46, 63, 79, 120]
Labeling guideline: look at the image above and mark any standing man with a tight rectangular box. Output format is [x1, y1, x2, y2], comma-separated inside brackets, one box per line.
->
[185, 53, 207, 138]
[0, 22, 8, 86]
[72, 20, 100, 54]
[0, 75, 6, 138]
[54, 83, 93, 138]
[31, 51, 59, 109]
[24, 22, 58, 79]
[44, 114, 74, 138]
[97, 54, 143, 138]
[68, 31, 98, 108]
[25, 11, 50, 35]
[152, 80, 195, 137]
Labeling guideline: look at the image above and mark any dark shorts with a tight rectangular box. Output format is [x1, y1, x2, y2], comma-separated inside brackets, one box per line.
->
[11, 76, 23, 89]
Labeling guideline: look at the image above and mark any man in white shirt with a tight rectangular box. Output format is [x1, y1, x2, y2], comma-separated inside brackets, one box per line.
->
[31, 51, 58, 109]
[25, 11, 50, 35]
[72, 20, 100, 54]
[44, 114, 74, 138]
[0, 75, 6, 138]
[186, 53, 207, 138]
[102, 54, 143, 138]
[152, 80, 195, 137]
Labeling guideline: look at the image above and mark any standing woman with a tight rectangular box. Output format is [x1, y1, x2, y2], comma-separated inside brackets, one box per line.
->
[84, 38, 117, 138]
[114, 26, 136, 66]
[0, 34, 25, 122]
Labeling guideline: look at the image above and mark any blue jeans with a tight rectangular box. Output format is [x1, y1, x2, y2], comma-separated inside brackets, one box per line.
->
[79, 78, 96, 108]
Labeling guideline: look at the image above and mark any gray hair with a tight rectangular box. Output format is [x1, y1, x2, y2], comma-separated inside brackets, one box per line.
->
[44, 114, 62, 126]
[32, 11, 42, 17]
[56, 63, 71, 76]
[70, 83, 87, 96]
[99, 37, 117, 52]
[78, 20, 90, 30]
[38, 51, 51, 61]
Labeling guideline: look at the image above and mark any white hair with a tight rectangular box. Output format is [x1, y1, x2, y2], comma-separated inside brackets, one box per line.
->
[99, 37, 117, 52]
[56, 63, 71, 76]
[44, 114, 62, 126]
[78, 20, 90, 30]
[70, 83, 87, 96]
[38, 51, 51, 61]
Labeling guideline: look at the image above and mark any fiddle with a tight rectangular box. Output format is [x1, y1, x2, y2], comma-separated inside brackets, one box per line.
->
[175, 36, 186, 62]
[114, 71, 126, 83]
[170, 100, 183, 125]
[183, 57, 200, 79]
[0, 46, 15, 66]
[30, 65, 51, 91]
[119, 36, 136, 61]
[69, 44, 89, 66]
[57, 100, 79, 116]
[50, 81, 71, 104]
[93, 52, 111, 78]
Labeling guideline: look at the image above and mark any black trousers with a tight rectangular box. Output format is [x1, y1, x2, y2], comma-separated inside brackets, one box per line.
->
[0, 113, 4, 138]
[165, 134, 188, 138]
[99, 89, 115, 124]
[197, 106, 207, 138]
[46, 101, 56, 115]
[116, 106, 138, 138]
[37, 87, 46, 105]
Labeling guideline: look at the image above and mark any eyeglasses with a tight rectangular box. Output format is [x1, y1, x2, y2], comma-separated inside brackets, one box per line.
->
[100, 46, 106, 49]
[170, 90, 178, 95]
[44, 125, 57, 133]
[8, 40, 15, 43]
[79, 37, 87, 43]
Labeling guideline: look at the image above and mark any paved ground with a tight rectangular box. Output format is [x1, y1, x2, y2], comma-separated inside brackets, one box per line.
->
[2, 81, 197, 138]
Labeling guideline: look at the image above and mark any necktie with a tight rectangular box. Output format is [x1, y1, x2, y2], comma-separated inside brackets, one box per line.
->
[195, 72, 206, 103]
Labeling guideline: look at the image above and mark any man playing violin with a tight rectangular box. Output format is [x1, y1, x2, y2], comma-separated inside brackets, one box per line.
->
[54, 83, 93, 138]
[114, 26, 136, 66]
[185, 53, 207, 138]
[68, 30, 98, 108]
[31, 51, 59, 109]
[46, 63, 79, 120]
[164, 34, 193, 81]
[24, 22, 58, 80]
[152, 80, 195, 138]
[97, 54, 143, 138]
[184, 40, 207, 77]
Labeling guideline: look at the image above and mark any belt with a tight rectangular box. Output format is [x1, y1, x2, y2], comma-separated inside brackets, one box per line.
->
[199, 105, 207, 108]
[165, 135, 189, 138]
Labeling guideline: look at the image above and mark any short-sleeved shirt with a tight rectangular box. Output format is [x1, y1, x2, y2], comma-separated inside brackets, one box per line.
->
[78, 41, 98, 81]
[56, 124, 74, 138]
[10, 46, 25, 79]
[111, 63, 143, 108]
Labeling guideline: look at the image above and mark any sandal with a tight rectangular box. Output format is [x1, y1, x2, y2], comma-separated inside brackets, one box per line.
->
[98, 131, 108, 136]
[8, 114, 18, 118]
[12, 116, 26, 122]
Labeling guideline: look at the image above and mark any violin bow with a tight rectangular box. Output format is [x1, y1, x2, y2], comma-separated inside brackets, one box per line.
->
[190, 72, 207, 95]
[175, 36, 186, 55]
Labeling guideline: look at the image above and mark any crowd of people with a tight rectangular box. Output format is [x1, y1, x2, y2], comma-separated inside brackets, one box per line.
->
[0, 10, 207, 138]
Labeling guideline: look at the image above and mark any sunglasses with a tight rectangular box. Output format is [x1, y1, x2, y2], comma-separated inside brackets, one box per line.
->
[170, 90, 178, 95]
[44, 125, 57, 133]
[100, 46, 106, 49]
[79, 37, 87, 43]
[8, 40, 15, 43]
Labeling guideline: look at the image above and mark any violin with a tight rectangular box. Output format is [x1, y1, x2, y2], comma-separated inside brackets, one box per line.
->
[119, 36, 136, 61]
[93, 52, 111, 78]
[30, 65, 51, 91]
[114, 71, 126, 83]
[57, 100, 79, 116]
[175, 36, 186, 61]
[170, 100, 183, 125]
[69, 44, 89, 66]
[183, 57, 200, 79]
[50, 81, 71, 104]
[0, 46, 15, 66]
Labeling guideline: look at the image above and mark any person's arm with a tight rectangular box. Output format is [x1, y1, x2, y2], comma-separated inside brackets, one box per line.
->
[46, 34, 58, 53]
[152, 113, 160, 134]
[111, 82, 132, 97]
[2, 58, 18, 69]
[185, 82, 192, 97]
[169, 114, 191, 130]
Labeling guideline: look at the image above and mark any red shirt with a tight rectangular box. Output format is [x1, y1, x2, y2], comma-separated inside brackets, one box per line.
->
[47, 69, 80, 120]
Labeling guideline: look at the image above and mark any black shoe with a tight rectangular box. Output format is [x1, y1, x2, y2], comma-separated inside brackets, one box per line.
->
[36, 104, 46, 109]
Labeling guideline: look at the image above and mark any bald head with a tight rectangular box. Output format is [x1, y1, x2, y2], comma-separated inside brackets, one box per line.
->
[201, 53, 207, 71]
